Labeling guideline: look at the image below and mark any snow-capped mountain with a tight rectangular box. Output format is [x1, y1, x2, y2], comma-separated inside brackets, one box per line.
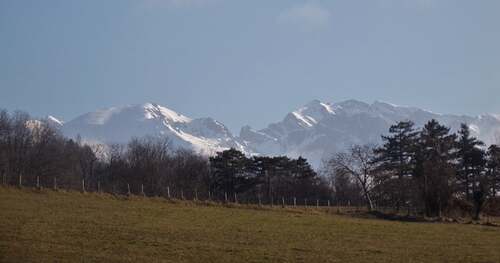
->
[239, 99, 500, 167]
[59, 103, 247, 155]
[52, 100, 500, 168]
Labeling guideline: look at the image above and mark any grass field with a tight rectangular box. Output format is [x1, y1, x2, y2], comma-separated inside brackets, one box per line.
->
[1, 187, 500, 263]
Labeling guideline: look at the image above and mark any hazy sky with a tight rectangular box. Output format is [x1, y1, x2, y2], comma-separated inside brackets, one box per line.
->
[1, 0, 499, 132]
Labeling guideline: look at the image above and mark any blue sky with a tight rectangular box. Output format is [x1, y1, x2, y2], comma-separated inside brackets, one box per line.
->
[1, 0, 499, 132]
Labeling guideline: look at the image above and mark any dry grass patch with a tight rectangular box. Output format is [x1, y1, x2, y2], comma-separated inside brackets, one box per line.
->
[1, 187, 500, 263]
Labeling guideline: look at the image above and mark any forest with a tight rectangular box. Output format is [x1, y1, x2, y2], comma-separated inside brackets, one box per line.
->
[1, 109, 499, 219]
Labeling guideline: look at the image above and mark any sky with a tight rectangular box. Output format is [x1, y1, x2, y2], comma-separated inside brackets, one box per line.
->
[1, 0, 499, 133]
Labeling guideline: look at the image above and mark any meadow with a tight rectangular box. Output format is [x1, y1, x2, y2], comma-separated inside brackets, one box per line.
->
[1, 186, 500, 263]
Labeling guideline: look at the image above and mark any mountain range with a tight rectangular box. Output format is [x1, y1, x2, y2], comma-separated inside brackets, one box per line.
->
[47, 100, 500, 168]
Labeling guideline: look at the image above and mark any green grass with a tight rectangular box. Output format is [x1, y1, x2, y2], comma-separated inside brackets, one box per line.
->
[1, 187, 500, 263]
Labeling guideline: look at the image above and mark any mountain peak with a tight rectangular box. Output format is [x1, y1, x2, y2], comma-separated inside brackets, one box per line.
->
[287, 100, 336, 128]
[372, 100, 398, 108]
[304, 99, 322, 107]
[336, 99, 370, 108]
[139, 102, 192, 123]
[303, 99, 335, 112]
[61, 102, 245, 156]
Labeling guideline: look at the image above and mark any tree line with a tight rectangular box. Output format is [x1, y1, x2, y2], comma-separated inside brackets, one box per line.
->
[0, 109, 329, 204]
[0, 110, 97, 190]
[324, 120, 500, 219]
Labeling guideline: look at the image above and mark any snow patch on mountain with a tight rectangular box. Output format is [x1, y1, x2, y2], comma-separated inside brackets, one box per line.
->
[47, 115, 64, 127]
[52, 99, 500, 169]
[239, 99, 500, 167]
[60, 103, 248, 156]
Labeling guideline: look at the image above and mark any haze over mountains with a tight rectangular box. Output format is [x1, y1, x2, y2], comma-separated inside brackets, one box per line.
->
[48, 100, 500, 167]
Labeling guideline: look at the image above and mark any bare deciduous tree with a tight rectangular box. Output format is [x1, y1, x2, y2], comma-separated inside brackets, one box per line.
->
[326, 145, 377, 211]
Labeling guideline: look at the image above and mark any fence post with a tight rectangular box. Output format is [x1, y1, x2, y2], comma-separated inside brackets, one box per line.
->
[127, 183, 131, 196]
[234, 193, 238, 204]
[97, 181, 101, 193]
[316, 199, 319, 208]
[53, 177, 57, 190]
[327, 200, 330, 208]
[208, 190, 211, 201]
[282, 197, 285, 208]
[36, 176, 40, 189]
[258, 195, 262, 207]
[181, 189, 184, 200]
[293, 197, 296, 208]
[167, 186, 171, 199]
[18, 174, 22, 187]
[141, 184, 145, 197]
[195, 189, 198, 201]
[305, 199, 308, 208]
[224, 192, 228, 203]
[82, 179, 85, 193]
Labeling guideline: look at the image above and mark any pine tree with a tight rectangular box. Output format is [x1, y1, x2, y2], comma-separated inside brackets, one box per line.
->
[374, 121, 419, 211]
[487, 145, 500, 197]
[456, 123, 486, 201]
[415, 119, 457, 217]
[293, 156, 317, 199]
[251, 156, 275, 202]
[209, 148, 254, 198]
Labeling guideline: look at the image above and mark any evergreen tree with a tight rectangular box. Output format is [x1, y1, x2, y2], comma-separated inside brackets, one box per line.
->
[374, 121, 419, 211]
[415, 119, 457, 217]
[487, 145, 500, 197]
[456, 123, 486, 201]
[292, 156, 318, 199]
[251, 156, 275, 202]
[209, 148, 255, 199]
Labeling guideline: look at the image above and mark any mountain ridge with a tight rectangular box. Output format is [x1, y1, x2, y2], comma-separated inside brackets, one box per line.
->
[49, 99, 500, 167]
[239, 99, 500, 166]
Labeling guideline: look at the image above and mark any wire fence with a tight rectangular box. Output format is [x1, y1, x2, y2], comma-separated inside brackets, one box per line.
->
[4, 174, 436, 217]
[2, 174, 378, 212]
